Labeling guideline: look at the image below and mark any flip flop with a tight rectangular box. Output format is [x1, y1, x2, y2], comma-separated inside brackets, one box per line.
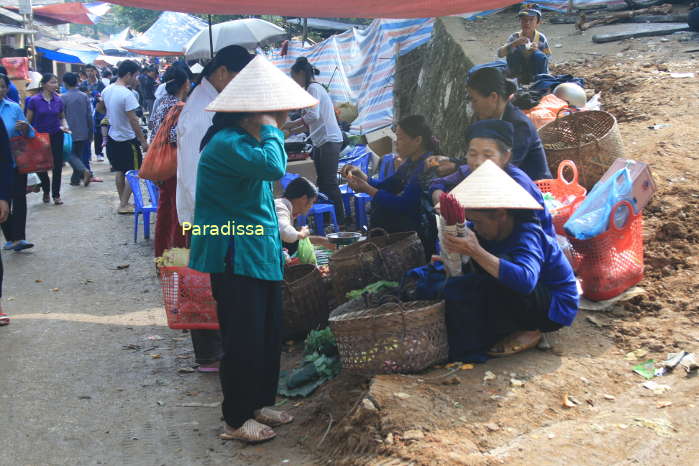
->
[0, 313, 9, 326]
[487, 331, 542, 357]
[219, 419, 276, 443]
[12, 240, 34, 251]
[254, 407, 294, 427]
[197, 366, 219, 373]
[117, 206, 134, 215]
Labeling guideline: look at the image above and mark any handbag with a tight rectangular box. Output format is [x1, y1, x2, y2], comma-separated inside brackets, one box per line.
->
[10, 133, 53, 174]
[139, 103, 183, 182]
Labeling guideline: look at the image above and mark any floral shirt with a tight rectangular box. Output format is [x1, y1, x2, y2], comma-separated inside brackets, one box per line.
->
[147, 94, 180, 144]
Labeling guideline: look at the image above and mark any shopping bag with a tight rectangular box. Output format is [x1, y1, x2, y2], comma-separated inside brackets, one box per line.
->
[62, 132, 72, 160]
[564, 167, 633, 240]
[296, 237, 317, 265]
[1, 57, 29, 80]
[10, 133, 53, 174]
[139, 103, 183, 182]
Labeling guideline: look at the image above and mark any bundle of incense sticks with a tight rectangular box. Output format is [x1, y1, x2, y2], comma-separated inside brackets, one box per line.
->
[439, 193, 466, 276]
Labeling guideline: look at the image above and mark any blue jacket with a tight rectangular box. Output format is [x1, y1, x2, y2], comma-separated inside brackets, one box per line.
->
[189, 125, 286, 280]
[502, 102, 551, 180]
[482, 220, 578, 326]
[7, 82, 19, 104]
[0, 118, 12, 201]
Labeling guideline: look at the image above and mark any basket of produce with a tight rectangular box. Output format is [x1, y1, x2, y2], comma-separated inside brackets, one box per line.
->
[535, 160, 587, 235]
[329, 292, 447, 374]
[329, 228, 426, 305]
[538, 110, 623, 190]
[283, 263, 330, 340]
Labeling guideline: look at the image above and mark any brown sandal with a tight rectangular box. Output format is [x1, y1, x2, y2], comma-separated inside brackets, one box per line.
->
[488, 331, 542, 357]
[254, 407, 294, 427]
[219, 419, 276, 443]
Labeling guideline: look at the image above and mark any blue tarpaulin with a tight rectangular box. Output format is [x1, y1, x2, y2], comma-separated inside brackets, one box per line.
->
[36, 47, 100, 64]
[125, 11, 207, 56]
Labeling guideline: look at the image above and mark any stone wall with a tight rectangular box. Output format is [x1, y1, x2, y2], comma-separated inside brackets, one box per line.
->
[394, 17, 476, 158]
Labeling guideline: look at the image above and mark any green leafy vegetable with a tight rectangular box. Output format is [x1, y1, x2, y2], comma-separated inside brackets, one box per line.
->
[345, 280, 399, 301]
[304, 327, 338, 357]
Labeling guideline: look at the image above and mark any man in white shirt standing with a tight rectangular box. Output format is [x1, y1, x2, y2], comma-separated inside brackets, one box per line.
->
[175, 45, 254, 373]
[176, 45, 254, 227]
[99, 60, 149, 214]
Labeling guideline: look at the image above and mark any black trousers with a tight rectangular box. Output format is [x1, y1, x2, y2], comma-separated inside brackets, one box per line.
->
[210, 272, 282, 428]
[313, 141, 345, 223]
[38, 131, 64, 199]
[444, 272, 562, 362]
[0, 171, 27, 242]
[94, 129, 103, 156]
[0, 250, 3, 299]
[190, 329, 222, 365]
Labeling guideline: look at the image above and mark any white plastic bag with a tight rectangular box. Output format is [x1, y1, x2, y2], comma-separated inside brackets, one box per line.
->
[27, 172, 40, 187]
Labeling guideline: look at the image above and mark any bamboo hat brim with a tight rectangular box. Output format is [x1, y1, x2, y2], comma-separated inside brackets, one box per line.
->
[449, 159, 543, 210]
[206, 55, 319, 113]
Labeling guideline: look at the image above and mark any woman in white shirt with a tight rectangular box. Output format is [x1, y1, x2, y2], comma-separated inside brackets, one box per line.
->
[275, 177, 334, 254]
[286, 58, 345, 224]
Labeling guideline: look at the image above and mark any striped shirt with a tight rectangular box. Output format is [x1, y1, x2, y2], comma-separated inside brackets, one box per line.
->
[506, 30, 551, 56]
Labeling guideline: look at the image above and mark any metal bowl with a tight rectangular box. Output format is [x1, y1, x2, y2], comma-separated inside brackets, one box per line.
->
[326, 232, 362, 246]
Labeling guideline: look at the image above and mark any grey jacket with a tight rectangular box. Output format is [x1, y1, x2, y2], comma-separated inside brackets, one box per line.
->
[61, 88, 94, 142]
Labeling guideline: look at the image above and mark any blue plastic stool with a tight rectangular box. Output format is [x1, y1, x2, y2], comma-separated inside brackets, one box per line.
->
[125, 170, 158, 242]
[376, 153, 397, 182]
[304, 202, 339, 235]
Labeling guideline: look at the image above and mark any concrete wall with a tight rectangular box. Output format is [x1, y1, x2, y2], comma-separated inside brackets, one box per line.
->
[394, 17, 476, 159]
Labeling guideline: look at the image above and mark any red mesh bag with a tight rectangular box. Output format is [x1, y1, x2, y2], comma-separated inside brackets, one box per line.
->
[159, 266, 219, 330]
[1, 57, 29, 80]
[536, 160, 587, 235]
[568, 200, 644, 301]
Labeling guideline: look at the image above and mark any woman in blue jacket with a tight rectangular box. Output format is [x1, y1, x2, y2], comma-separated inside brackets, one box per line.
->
[188, 56, 318, 445]
[439, 160, 578, 361]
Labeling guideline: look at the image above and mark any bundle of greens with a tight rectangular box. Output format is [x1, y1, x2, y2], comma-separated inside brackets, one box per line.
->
[345, 280, 399, 301]
[278, 328, 341, 398]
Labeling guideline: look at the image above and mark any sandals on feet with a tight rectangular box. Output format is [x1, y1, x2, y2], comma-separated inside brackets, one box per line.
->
[254, 407, 294, 427]
[487, 331, 542, 357]
[0, 313, 10, 326]
[53, 197, 63, 205]
[219, 419, 276, 443]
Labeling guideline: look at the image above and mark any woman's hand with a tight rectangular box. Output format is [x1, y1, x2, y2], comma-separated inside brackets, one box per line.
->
[441, 228, 482, 257]
[297, 225, 311, 240]
[15, 120, 30, 135]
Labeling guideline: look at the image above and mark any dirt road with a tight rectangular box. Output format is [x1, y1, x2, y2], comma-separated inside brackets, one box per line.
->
[0, 169, 314, 465]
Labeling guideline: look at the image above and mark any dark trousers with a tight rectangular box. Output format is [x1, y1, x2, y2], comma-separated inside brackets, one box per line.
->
[0, 171, 27, 242]
[190, 330, 222, 364]
[444, 272, 561, 362]
[210, 272, 282, 428]
[69, 140, 90, 185]
[507, 48, 549, 84]
[38, 131, 64, 199]
[94, 129, 103, 156]
[0, 250, 3, 299]
[82, 140, 92, 172]
[313, 141, 345, 223]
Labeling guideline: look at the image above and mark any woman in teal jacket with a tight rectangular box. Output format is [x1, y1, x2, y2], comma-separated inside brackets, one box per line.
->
[188, 56, 318, 444]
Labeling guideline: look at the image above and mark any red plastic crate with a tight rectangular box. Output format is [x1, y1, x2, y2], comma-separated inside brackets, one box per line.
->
[159, 266, 219, 330]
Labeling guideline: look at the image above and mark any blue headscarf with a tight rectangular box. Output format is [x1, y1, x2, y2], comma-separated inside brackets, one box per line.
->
[465, 119, 514, 148]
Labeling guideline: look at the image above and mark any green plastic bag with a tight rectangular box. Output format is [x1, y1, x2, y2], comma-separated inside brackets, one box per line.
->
[297, 237, 317, 265]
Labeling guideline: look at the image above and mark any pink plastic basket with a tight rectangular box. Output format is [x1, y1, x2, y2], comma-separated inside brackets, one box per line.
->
[159, 266, 219, 330]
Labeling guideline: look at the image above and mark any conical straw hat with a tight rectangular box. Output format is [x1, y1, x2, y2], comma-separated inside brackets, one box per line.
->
[206, 55, 319, 113]
[449, 160, 543, 210]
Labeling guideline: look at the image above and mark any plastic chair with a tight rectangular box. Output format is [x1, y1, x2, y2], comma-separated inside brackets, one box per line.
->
[125, 170, 158, 242]
[338, 148, 373, 225]
[375, 153, 397, 182]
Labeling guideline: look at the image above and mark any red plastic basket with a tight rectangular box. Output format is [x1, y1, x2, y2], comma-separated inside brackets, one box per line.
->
[568, 201, 644, 301]
[159, 266, 220, 330]
[536, 160, 587, 235]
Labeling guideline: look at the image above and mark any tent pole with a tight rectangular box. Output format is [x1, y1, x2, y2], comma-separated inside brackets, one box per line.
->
[302, 18, 308, 45]
[208, 15, 214, 59]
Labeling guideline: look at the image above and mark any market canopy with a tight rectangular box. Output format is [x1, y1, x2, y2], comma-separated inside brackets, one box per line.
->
[106, 0, 521, 18]
[36, 47, 100, 64]
[125, 11, 207, 56]
[31, 2, 110, 25]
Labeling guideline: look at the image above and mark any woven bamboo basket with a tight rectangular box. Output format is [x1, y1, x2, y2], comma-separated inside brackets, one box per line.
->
[282, 264, 329, 340]
[538, 110, 624, 190]
[329, 294, 448, 374]
[329, 229, 426, 305]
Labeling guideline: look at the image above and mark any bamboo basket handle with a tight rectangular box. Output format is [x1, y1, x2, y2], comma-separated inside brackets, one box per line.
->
[361, 241, 392, 281]
[367, 228, 389, 238]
